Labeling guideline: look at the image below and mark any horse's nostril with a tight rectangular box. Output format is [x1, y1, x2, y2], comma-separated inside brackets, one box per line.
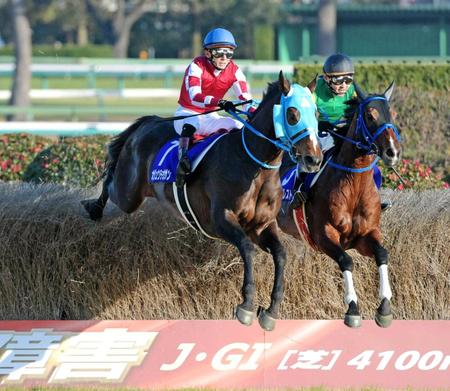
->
[304, 155, 322, 166]
[304, 156, 314, 165]
[386, 148, 395, 158]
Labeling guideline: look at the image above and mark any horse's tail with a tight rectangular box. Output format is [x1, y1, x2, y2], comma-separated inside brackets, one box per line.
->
[82, 116, 157, 221]
[100, 115, 157, 181]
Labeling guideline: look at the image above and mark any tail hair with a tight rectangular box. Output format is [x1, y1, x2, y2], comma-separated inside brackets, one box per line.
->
[96, 115, 157, 184]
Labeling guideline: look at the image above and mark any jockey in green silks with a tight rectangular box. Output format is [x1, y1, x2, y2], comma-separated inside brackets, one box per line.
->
[293, 53, 392, 211]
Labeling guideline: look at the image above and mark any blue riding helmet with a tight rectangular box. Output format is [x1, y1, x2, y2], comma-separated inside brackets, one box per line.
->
[203, 28, 237, 49]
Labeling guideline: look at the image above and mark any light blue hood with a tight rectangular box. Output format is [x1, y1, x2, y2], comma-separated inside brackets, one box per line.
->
[273, 84, 318, 144]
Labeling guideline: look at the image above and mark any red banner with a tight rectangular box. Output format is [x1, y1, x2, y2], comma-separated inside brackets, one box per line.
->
[0, 320, 448, 388]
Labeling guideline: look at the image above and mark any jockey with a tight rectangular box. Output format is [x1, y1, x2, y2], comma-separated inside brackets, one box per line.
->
[314, 53, 356, 153]
[174, 27, 254, 187]
[293, 53, 391, 211]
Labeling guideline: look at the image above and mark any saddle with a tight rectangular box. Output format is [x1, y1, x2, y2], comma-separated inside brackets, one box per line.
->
[148, 132, 226, 184]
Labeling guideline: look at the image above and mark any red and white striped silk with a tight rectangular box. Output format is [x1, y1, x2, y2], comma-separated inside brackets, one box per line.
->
[178, 56, 252, 113]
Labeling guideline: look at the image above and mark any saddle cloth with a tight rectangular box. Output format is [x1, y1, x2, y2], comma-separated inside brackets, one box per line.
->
[280, 150, 382, 203]
[149, 132, 226, 183]
[281, 167, 316, 203]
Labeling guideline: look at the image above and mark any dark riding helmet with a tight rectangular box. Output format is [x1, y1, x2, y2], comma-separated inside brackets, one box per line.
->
[323, 53, 354, 76]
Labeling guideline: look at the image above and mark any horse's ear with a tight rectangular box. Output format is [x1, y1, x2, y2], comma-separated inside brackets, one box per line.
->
[279, 71, 291, 96]
[384, 80, 395, 101]
[354, 81, 367, 101]
[307, 73, 318, 93]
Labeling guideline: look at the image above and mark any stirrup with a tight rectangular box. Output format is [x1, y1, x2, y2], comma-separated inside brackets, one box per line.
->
[176, 155, 191, 188]
[291, 189, 308, 209]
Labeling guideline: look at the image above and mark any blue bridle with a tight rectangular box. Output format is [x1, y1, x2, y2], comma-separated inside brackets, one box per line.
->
[229, 84, 319, 169]
[328, 96, 401, 173]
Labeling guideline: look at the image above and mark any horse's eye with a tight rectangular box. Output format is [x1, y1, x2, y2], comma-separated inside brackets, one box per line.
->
[366, 107, 379, 122]
[286, 107, 300, 125]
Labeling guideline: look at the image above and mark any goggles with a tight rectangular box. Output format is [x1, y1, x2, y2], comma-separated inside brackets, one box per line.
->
[210, 48, 234, 59]
[329, 75, 354, 85]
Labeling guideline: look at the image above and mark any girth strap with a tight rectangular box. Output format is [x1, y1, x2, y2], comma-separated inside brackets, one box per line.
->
[172, 183, 216, 239]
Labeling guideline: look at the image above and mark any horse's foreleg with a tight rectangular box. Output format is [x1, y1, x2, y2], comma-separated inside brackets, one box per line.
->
[355, 233, 393, 328]
[213, 209, 256, 326]
[317, 228, 361, 328]
[256, 222, 287, 331]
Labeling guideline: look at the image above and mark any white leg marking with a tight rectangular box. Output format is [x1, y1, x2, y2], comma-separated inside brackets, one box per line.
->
[378, 264, 392, 300]
[388, 136, 399, 166]
[308, 133, 319, 150]
[343, 270, 358, 305]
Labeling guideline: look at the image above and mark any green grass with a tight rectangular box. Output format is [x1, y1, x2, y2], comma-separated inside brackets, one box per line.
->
[0, 76, 183, 90]
[0, 75, 271, 90]
[0, 97, 177, 121]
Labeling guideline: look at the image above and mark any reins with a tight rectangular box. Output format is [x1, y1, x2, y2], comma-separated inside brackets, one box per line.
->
[228, 86, 317, 169]
[153, 100, 253, 122]
[326, 96, 400, 173]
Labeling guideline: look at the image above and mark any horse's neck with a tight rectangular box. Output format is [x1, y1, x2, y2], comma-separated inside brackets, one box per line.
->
[244, 113, 283, 166]
[335, 114, 375, 170]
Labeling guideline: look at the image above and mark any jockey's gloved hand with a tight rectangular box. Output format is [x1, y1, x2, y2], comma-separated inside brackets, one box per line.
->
[218, 99, 236, 112]
[247, 106, 257, 120]
[318, 121, 335, 134]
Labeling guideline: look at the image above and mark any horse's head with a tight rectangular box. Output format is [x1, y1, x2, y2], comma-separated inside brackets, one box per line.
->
[273, 72, 322, 172]
[354, 82, 402, 167]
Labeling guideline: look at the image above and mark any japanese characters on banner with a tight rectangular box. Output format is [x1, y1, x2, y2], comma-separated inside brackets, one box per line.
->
[0, 320, 449, 389]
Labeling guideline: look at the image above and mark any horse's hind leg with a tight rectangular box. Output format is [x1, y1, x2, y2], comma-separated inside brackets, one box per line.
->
[355, 232, 393, 328]
[110, 143, 150, 214]
[318, 232, 361, 328]
[81, 169, 113, 221]
[256, 222, 287, 331]
[213, 209, 257, 326]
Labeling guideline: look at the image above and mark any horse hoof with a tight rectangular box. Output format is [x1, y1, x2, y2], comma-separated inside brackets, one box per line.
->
[235, 305, 254, 326]
[81, 199, 103, 221]
[344, 314, 362, 328]
[375, 312, 393, 328]
[257, 308, 276, 331]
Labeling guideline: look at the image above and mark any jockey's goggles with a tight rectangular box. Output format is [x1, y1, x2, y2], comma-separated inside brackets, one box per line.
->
[210, 48, 234, 59]
[329, 75, 354, 85]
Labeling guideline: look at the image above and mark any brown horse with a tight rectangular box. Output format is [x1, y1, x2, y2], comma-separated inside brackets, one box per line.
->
[278, 80, 402, 328]
[82, 72, 322, 330]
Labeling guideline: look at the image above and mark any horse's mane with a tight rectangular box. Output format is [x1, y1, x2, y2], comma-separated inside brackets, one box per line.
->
[332, 94, 382, 153]
[343, 97, 359, 121]
[250, 81, 280, 119]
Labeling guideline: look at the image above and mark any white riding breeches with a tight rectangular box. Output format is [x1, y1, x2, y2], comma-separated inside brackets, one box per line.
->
[173, 106, 243, 136]
[319, 133, 335, 153]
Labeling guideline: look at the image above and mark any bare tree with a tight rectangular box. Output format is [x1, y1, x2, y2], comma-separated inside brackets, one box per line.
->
[8, 0, 31, 121]
[112, 0, 155, 58]
[317, 0, 336, 56]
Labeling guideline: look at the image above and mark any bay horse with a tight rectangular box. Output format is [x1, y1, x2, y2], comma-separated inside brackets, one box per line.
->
[278, 80, 402, 328]
[82, 72, 322, 330]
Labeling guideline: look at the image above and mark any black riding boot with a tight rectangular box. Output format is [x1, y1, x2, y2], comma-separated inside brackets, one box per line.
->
[175, 124, 196, 188]
[291, 185, 308, 209]
[290, 172, 308, 209]
[381, 199, 393, 212]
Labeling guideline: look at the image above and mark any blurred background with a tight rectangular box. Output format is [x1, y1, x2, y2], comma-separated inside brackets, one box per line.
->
[0, 0, 448, 186]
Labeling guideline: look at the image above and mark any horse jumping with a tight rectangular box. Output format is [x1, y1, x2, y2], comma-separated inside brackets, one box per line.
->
[278, 80, 402, 328]
[82, 72, 322, 330]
